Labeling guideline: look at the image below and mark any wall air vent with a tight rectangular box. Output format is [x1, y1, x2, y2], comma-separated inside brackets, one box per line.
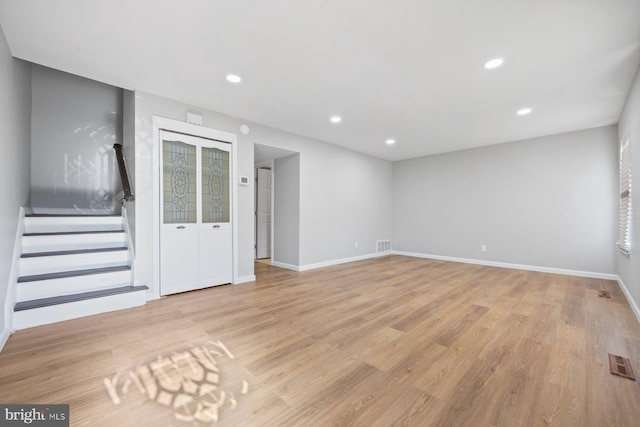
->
[376, 240, 391, 253]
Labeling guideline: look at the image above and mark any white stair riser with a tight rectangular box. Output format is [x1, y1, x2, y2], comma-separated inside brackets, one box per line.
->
[25, 224, 123, 233]
[23, 233, 127, 253]
[14, 213, 146, 330]
[20, 251, 129, 275]
[30, 208, 115, 215]
[17, 270, 131, 302]
[25, 216, 122, 227]
[13, 290, 147, 330]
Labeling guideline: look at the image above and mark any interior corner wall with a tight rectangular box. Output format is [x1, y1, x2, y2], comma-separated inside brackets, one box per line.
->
[0, 25, 31, 332]
[248, 129, 392, 268]
[242, 118, 391, 268]
[297, 139, 393, 266]
[133, 91, 393, 292]
[30, 65, 123, 212]
[273, 154, 300, 266]
[618, 65, 640, 310]
[393, 126, 618, 275]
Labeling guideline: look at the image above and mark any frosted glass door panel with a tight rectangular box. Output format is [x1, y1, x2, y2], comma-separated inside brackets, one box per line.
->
[163, 141, 197, 224]
[202, 147, 230, 223]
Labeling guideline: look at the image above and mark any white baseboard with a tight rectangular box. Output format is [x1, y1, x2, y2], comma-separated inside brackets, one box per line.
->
[5, 207, 25, 334]
[617, 276, 640, 325]
[235, 275, 256, 284]
[0, 328, 10, 353]
[270, 261, 300, 272]
[271, 252, 390, 273]
[391, 250, 619, 281]
[299, 252, 390, 271]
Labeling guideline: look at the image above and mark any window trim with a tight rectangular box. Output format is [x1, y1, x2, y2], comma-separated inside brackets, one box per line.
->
[618, 132, 632, 255]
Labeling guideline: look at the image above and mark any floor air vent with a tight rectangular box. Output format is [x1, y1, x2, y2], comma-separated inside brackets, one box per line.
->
[376, 240, 391, 253]
[609, 353, 636, 381]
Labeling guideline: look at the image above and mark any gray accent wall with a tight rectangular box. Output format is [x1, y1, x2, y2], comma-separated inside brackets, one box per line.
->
[273, 154, 300, 266]
[30, 65, 123, 212]
[393, 126, 618, 274]
[619, 66, 640, 312]
[0, 26, 31, 332]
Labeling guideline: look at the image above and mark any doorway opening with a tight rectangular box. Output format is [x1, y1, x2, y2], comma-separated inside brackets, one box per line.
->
[255, 166, 272, 261]
[254, 143, 299, 272]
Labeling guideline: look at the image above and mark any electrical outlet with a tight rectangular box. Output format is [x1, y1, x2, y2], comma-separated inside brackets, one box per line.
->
[480, 245, 487, 252]
[354, 241, 359, 249]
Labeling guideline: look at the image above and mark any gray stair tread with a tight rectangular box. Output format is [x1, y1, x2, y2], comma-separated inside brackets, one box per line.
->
[26, 213, 120, 217]
[18, 265, 131, 283]
[15, 285, 149, 312]
[21, 247, 127, 258]
[24, 230, 124, 236]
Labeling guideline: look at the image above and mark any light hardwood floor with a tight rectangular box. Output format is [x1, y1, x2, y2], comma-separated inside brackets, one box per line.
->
[1, 255, 640, 426]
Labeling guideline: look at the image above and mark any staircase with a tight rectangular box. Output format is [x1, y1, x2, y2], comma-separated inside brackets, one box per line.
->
[13, 213, 148, 329]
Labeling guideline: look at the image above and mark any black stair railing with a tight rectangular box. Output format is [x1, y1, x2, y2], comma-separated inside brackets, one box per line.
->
[113, 143, 135, 202]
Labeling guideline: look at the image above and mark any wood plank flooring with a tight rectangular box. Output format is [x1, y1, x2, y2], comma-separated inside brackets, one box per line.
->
[1, 255, 640, 426]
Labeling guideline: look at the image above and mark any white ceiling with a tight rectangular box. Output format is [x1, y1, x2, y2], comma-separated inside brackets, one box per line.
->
[1, 1, 639, 161]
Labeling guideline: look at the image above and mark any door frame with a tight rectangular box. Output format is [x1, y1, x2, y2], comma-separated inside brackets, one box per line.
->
[255, 165, 273, 259]
[152, 116, 238, 300]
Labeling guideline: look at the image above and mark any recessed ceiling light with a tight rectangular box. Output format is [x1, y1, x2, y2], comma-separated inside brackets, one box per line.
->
[226, 74, 242, 83]
[386, 139, 396, 145]
[330, 116, 342, 124]
[517, 108, 532, 116]
[484, 58, 504, 69]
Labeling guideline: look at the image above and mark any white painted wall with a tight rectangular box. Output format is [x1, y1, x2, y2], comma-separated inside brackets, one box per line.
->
[273, 154, 300, 266]
[133, 91, 393, 292]
[249, 125, 393, 267]
[134, 92, 255, 291]
[30, 65, 122, 212]
[298, 139, 393, 266]
[245, 125, 392, 267]
[0, 26, 31, 334]
[393, 126, 618, 275]
[618, 66, 640, 313]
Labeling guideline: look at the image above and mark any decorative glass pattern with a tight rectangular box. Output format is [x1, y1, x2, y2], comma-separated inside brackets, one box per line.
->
[202, 147, 230, 223]
[163, 140, 197, 223]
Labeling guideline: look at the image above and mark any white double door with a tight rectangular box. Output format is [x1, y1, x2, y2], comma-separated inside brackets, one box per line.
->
[160, 130, 232, 296]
